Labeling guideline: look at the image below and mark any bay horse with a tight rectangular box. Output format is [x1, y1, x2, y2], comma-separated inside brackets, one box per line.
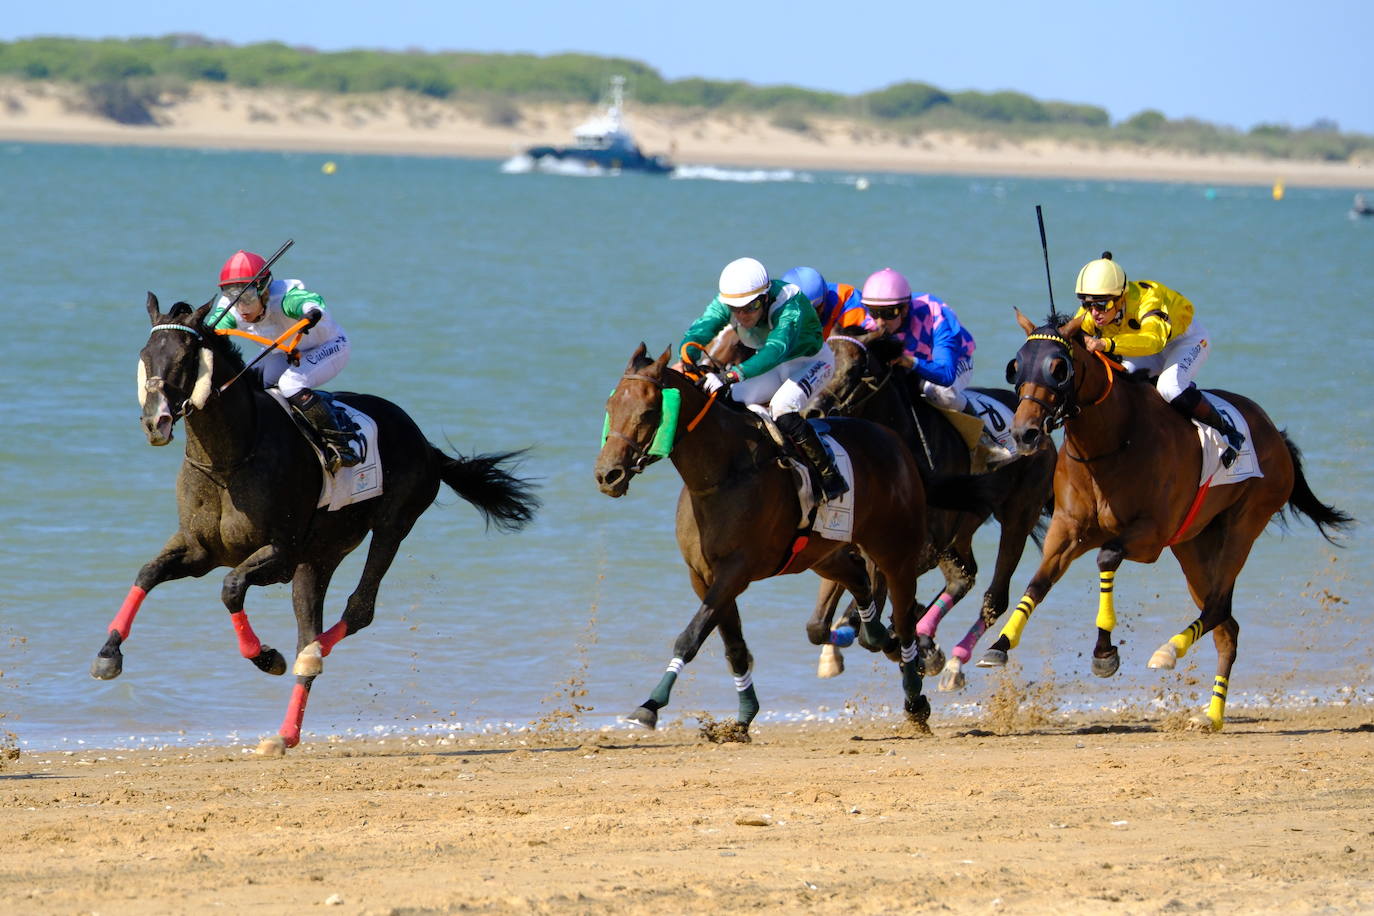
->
[978, 310, 1353, 729]
[93, 295, 539, 754]
[595, 343, 940, 736]
[806, 327, 1056, 691]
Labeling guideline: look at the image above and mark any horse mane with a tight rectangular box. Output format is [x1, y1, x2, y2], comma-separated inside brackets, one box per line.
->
[174, 300, 253, 386]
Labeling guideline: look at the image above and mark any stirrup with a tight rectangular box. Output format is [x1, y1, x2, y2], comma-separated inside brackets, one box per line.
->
[820, 470, 849, 501]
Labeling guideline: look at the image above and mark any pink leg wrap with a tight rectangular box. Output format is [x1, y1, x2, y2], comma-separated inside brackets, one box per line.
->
[109, 586, 147, 640]
[279, 683, 309, 748]
[916, 593, 957, 638]
[317, 620, 348, 656]
[951, 620, 989, 664]
[230, 611, 262, 658]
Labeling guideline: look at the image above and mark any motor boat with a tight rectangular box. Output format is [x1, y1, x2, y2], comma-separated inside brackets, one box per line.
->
[520, 76, 673, 175]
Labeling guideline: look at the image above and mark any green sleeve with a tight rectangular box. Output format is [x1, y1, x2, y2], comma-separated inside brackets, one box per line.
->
[206, 304, 237, 330]
[281, 287, 324, 320]
[678, 298, 731, 360]
[736, 292, 822, 379]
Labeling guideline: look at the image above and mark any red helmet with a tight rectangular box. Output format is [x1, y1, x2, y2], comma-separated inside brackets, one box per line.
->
[219, 250, 269, 288]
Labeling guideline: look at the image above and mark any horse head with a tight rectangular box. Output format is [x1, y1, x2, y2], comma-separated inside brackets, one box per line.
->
[138, 292, 217, 446]
[805, 327, 898, 419]
[1004, 308, 1090, 455]
[595, 342, 676, 498]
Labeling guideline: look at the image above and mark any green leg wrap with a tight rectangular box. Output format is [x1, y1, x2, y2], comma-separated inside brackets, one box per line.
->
[647, 669, 678, 708]
[737, 684, 760, 726]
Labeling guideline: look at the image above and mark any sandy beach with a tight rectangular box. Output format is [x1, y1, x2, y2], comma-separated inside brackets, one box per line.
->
[3, 79, 1371, 187]
[3, 705, 1372, 915]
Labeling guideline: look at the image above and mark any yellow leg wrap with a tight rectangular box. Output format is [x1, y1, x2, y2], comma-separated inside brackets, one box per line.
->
[1095, 570, 1116, 632]
[1206, 675, 1228, 730]
[1169, 619, 1204, 658]
[999, 596, 1037, 649]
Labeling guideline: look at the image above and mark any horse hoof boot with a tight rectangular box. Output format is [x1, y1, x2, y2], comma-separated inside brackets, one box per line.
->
[90, 651, 124, 680]
[938, 661, 966, 693]
[1147, 643, 1178, 670]
[623, 706, 658, 730]
[816, 645, 844, 679]
[1187, 714, 1223, 733]
[252, 647, 287, 676]
[255, 735, 287, 757]
[1091, 649, 1120, 678]
[292, 642, 323, 677]
[977, 649, 1008, 668]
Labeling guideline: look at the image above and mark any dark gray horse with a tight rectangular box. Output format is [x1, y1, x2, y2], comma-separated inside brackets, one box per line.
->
[93, 295, 539, 754]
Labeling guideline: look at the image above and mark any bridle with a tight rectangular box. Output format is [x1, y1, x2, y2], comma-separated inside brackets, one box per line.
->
[604, 370, 717, 477]
[145, 323, 213, 421]
[825, 335, 896, 415]
[1010, 330, 1125, 460]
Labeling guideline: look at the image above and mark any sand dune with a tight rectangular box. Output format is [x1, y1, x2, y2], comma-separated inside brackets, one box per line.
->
[3, 79, 1371, 187]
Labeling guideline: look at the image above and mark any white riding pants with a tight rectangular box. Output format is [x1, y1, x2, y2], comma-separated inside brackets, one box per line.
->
[258, 333, 351, 399]
[1120, 322, 1209, 402]
[731, 343, 836, 418]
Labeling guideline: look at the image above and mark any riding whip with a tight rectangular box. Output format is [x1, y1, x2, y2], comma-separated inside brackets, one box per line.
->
[1035, 205, 1056, 314]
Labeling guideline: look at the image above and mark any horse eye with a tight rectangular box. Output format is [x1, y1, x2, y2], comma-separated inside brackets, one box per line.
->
[1004, 359, 1018, 384]
[1050, 359, 1072, 384]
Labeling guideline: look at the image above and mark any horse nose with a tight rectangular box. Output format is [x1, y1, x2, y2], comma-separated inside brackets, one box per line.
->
[1017, 426, 1042, 451]
[595, 464, 627, 497]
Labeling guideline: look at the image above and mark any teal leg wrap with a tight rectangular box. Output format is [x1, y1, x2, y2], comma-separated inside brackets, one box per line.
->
[737, 684, 760, 726]
[647, 670, 678, 709]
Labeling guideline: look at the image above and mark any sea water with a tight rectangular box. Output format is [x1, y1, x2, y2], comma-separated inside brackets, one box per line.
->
[1, 142, 1370, 750]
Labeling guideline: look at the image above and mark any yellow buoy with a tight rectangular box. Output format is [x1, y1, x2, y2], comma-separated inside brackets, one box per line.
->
[322, 161, 338, 175]
[1271, 180, 1284, 201]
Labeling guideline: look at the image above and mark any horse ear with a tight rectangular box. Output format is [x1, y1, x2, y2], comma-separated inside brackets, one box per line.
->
[192, 299, 215, 330]
[652, 347, 673, 372]
[1014, 307, 1037, 336]
[627, 342, 648, 371]
[1058, 313, 1086, 339]
[146, 292, 161, 324]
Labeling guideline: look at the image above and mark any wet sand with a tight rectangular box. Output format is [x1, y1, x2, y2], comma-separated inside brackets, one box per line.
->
[3, 705, 1373, 914]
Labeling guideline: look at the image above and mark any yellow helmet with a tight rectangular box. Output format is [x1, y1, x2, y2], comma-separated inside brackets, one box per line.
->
[1075, 251, 1127, 297]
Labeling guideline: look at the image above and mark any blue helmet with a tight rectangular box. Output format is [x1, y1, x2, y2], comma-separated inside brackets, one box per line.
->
[781, 266, 827, 308]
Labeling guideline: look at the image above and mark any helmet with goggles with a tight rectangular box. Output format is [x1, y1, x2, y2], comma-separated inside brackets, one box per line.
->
[1075, 251, 1127, 299]
[219, 250, 271, 294]
[718, 257, 770, 308]
[861, 267, 911, 307]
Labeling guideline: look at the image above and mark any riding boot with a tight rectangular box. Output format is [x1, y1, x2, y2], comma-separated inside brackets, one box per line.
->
[778, 412, 848, 501]
[288, 389, 361, 473]
[1171, 386, 1245, 468]
[963, 402, 1016, 468]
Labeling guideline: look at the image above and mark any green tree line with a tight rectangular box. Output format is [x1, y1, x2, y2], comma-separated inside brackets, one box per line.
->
[2, 35, 1369, 162]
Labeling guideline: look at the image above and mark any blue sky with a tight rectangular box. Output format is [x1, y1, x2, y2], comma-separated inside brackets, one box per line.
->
[6, 0, 1372, 134]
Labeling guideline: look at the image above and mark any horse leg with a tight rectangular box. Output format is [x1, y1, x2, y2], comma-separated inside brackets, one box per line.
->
[917, 542, 976, 676]
[91, 534, 215, 680]
[1088, 541, 1128, 677]
[219, 544, 299, 677]
[979, 517, 1095, 668]
[715, 600, 759, 736]
[293, 529, 404, 677]
[625, 564, 749, 730]
[809, 578, 849, 679]
[257, 560, 339, 756]
[870, 548, 928, 726]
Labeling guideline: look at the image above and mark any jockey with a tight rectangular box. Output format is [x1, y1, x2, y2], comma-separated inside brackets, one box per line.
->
[680, 257, 848, 500]
[781, 266, 871, 338]
[206, 249, 361, 472]
[863, 267, 1015, 466]
[1074, 251, 1245, 466]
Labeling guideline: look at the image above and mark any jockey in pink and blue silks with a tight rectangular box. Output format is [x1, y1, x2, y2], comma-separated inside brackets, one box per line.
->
[862, 267, 1014, 465]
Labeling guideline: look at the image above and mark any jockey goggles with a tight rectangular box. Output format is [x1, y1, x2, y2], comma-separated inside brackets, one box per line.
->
[1078, 293, 1118, 311]
[221, 283, 262, 305]
[728, 295, 766, 314]
[868, 304, 904, 321]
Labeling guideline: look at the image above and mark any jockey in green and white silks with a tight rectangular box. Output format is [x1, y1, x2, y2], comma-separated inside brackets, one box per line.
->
[206, 249, 359, 471]
[678, 257, 846, 500]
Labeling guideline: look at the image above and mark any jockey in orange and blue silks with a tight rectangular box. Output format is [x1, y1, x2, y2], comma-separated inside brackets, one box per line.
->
[782, 266, 871, 338]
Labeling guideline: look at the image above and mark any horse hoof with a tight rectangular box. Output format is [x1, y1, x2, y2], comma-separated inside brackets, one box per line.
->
[1091, 651, 1120, 678]
[817, 645, 844, 679]
[89, 652, 124, 680]
[976, 649, 1007, 669]
[623, 706, 658, 730]
[1187, 714, 1223, 733]
[253, 647, 287, 676]
[904, 695, 932, 731]
[292, 642, 323, 677]
[1147, 643, 1178, 670]
[938, 662, 966, 693]
[255, 735, 287, 757]
[919, 644, 947, 677]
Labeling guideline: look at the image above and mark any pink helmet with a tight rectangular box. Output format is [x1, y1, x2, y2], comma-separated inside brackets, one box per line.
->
[861, 268, 912, 307]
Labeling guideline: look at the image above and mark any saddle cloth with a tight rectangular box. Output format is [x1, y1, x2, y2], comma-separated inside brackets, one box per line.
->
[744, 408, 856, 542]
[1196, 392, 1263, 487]
[964, 389, 1017, 450]
[266, 391, 384, 511]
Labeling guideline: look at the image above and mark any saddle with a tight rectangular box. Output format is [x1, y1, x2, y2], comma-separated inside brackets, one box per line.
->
[285, 392, 367, 471]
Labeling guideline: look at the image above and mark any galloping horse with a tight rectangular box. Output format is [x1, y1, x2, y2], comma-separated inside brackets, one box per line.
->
[595, 343, 941, 735]
[807, 327, 1056, 690]
[93, 295, 539, 754]
[979, 310, 1352, 729]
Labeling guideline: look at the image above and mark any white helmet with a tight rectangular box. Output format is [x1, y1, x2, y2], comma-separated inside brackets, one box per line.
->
[718, 257, 770, 306]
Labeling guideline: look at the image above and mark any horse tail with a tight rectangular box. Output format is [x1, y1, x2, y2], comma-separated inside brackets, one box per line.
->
[1279, 431, 1354, 544]
[433, 446, 541, 532]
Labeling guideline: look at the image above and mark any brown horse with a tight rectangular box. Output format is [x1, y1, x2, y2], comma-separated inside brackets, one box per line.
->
[807, 327, 1056, 690]
[978, 310, 1353, 729]
[595, 343, 939, 735]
